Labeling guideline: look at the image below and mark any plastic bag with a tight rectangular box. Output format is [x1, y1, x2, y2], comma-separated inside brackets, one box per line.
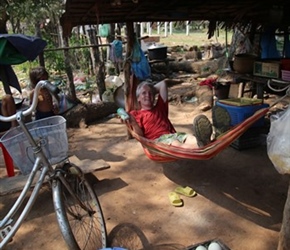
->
[267, 107, 290, 174]
[99, 24, 110, 37]
[131, 38, 141, 62]
[130, 37, 151, 80]
[58, 93, 76, 114]
[131, 47, 151, 80]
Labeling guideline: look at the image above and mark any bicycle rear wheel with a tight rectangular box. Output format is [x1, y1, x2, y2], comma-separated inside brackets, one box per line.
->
[52, 164, 107, 250]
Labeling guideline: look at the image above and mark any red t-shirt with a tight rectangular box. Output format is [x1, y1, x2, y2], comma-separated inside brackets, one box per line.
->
[130, 95, 176, 140]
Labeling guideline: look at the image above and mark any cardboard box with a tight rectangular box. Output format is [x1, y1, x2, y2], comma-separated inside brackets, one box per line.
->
[253, 61, 280, 78]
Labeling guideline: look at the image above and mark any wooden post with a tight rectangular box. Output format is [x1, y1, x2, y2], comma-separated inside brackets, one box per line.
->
[63, 36, 76, 101]
[124, 22, 135, 139]
[148, 23, 152, 36]
[186, 21, 190, 36]
[278, 177, 290, 250]
[157, 22, 160, 34]
[140, 22, 144, 36]
[164, 22, 168, 37]
[146, 22, 150, 34]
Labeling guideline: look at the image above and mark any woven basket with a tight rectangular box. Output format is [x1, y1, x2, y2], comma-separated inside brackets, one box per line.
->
[233, 54, 257, 74]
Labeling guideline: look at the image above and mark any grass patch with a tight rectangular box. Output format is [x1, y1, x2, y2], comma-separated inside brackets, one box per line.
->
[149, 29, 233, 47]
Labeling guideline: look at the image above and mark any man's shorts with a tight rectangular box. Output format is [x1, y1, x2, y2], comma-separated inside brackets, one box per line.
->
[155, 132, 187, 145]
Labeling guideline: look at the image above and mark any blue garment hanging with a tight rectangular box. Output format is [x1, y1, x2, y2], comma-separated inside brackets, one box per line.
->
[260, 27, 280, 59]
[284, 33, 290, 58]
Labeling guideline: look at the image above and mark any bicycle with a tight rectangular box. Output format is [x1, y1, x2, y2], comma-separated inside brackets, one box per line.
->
[0, 80, 107, 249]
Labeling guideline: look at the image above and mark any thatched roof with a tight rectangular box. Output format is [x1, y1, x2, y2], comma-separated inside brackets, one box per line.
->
[61, 0, 290, 37]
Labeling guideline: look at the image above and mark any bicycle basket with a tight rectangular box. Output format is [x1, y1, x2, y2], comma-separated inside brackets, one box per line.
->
[0, 116, 68, 175]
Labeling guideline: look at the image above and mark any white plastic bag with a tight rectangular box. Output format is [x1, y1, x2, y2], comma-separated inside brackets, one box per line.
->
[267, 107, 290, 174]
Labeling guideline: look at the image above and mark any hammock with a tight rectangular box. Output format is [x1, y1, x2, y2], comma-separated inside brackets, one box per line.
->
[126, 107, 270, 162]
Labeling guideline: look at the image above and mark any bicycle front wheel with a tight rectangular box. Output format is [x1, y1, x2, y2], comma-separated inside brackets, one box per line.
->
[52, 164, 107, 250]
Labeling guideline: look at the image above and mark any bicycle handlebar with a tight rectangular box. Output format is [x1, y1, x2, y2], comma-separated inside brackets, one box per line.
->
[0, 80, 58, 123]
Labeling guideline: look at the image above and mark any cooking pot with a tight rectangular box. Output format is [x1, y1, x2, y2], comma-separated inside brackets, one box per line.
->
[148, 44, 167, 60]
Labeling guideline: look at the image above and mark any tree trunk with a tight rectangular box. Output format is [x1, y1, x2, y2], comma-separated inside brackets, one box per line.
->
[86, 27, 98, 73]
[0, 9, 8, 33]
[278, 177, 290, 250]
[87, 27, 106, 100]
[35, 21, 45, 67]
[62, 36, 76, 101]
[63, 102, 118, 128]
[96, 61, 106, 100]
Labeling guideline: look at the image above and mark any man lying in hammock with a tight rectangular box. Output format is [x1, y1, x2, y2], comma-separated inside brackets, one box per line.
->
[125, 79, 231, 149]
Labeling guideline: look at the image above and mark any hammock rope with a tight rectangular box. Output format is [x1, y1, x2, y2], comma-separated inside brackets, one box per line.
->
[126, 107, 270, 162]
[124, 83, 290, 162]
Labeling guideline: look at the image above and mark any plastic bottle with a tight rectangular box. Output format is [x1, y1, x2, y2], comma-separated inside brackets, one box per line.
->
[117, 108, 129, 120]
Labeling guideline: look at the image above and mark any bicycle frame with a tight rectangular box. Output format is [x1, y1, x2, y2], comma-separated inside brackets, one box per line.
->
[0, 114, 53, 247]
[0, 81, 89, 249]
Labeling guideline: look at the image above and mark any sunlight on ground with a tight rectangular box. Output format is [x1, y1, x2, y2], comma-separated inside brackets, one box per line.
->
[151, 30, 233, 47]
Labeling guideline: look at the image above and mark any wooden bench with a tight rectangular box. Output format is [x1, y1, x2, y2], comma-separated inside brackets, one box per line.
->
[0, 155, 110, 196]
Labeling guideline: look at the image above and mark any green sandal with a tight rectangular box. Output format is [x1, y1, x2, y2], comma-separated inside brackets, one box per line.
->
[174, 186, 197, 197]
[168, 192, 183, 207]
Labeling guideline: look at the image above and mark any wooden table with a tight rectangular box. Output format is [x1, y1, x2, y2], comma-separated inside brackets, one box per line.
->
[226, 70, 290, 99]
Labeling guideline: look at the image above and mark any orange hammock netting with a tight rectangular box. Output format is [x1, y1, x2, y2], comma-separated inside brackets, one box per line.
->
[126, 107, 270, 162]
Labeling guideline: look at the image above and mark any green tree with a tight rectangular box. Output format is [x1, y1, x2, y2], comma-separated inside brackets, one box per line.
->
[0, 0, 79, 100]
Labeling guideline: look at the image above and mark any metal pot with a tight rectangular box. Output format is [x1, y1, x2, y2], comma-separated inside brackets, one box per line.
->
[148, 45, 167, 60]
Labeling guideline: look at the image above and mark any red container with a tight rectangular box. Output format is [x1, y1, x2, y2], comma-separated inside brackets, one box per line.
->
[281, 59, 290, 70]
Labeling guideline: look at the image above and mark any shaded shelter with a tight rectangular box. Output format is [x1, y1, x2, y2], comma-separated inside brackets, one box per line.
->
[60, 0, 290, 109]
[60, 2, 290, 249]
[60, 0, 290, 37]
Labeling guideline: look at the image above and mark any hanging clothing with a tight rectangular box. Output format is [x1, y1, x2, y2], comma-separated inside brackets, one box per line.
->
[109, 40, 123, 63]
[260, 26, 280, 59]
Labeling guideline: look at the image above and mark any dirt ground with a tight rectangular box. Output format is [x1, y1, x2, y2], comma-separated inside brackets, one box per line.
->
[0, 81, 289, 250]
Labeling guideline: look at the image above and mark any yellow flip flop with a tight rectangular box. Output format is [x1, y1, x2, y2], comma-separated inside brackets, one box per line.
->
[168, 192, 183, 207]
[174, 186, 196, 197]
